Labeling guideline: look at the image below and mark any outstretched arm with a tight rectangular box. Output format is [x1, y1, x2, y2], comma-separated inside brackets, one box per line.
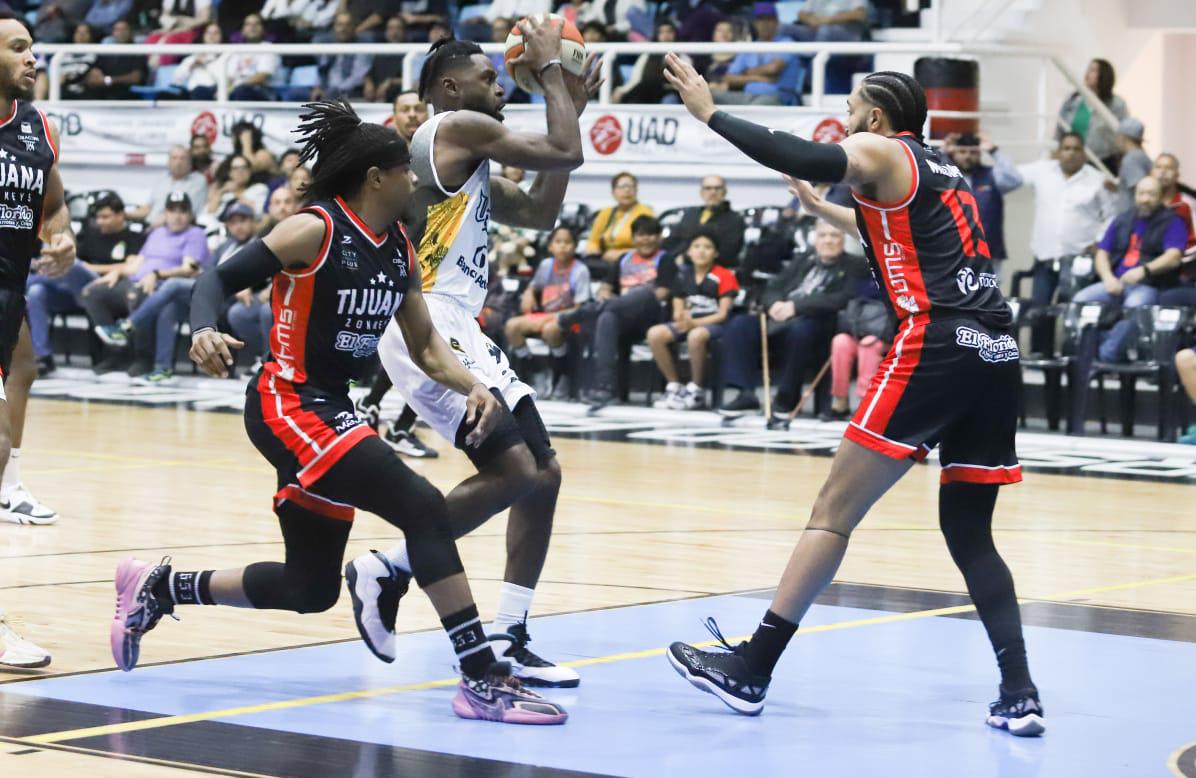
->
[785, 177, 858, 236]
[663, 53, 910, 196]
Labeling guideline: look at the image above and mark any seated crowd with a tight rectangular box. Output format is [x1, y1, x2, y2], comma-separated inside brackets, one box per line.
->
[31, 0, 917, 103]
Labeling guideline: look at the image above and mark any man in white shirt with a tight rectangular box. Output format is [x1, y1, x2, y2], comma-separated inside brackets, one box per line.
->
[1016, 131, 1116, 307]
[128, 145, 209, 227]
[227, 14, 280, 100]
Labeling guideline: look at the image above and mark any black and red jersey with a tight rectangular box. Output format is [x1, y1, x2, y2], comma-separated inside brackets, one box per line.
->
[852, 132, 1011, 331]
[263, 196, 413, 394]
[0, 100, 58, 290]
[671, 264, 740, 318]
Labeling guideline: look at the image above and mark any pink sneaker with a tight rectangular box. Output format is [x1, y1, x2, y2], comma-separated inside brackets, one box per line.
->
[111, 557, 174, 672]
[452, 663, 568, 725]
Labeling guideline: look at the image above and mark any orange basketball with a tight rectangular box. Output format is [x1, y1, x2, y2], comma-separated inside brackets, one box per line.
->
[503, 13, 586, 96]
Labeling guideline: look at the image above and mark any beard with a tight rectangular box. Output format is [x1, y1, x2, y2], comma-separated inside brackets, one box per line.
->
[3, 74, 33, 101]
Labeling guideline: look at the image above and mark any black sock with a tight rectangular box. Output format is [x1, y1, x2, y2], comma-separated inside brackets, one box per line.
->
[395, 405, 417, 434]
[940, 483, 1035, 694]
[740, 609, 797, 677]
[551, 355, 568, 379]
[153, 570, 215, 605]
[442, 605, 496, 679]
[363, 371, 393, 407]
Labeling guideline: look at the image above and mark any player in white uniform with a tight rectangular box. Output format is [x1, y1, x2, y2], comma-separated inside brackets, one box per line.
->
[345, 23, 599, 687]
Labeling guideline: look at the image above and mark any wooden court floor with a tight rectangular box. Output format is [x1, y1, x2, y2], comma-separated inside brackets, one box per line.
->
[1, 398, 1194, 775]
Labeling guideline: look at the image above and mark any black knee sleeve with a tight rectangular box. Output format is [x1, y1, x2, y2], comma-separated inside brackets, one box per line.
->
[511, 396, 557, 469]
[241, 500, 349, 613]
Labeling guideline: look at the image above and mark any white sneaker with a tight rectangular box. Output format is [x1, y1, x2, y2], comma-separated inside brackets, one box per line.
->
[0, 610, 51, 668]
[344, 550, 410, 663]
[653, 382, 685, 410]
[682, 383, 706, 410]
[488, 620, 580, 688]
[383, 427, 439, 458]
[0, 483, 58, 525]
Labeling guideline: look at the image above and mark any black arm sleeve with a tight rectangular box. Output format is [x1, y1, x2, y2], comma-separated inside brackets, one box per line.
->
[190, 238, 284, 333]
[707, 111, 849, 184]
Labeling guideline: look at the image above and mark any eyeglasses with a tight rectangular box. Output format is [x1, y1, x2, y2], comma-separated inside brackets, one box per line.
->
[701, 185, 726, 191]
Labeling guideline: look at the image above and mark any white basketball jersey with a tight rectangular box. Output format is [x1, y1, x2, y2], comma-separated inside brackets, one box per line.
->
[409, 111, 491, 317]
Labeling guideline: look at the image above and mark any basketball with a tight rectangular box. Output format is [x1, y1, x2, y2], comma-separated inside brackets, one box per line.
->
[503, 13, 586, 96]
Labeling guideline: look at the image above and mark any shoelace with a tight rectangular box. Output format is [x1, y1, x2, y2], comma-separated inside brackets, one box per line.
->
[504, 619, 554, 667]
[701, 617, 739, 652]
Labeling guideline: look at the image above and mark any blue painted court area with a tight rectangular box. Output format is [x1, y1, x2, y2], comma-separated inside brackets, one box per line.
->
[7, 594, 1191, 777]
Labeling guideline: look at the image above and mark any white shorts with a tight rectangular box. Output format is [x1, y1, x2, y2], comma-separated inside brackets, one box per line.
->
[377, 294, 535, 445]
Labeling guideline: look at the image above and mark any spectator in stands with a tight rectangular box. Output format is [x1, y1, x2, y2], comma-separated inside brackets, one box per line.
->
[825, 282, 892, 420]
[612, 20, 688, 105]
[571, 215, 674, 410]
[26, 193, 146, 376]
[85, 192, 208, 372]
[504, 226, 591, 398]
[478, 240, 535, 349]
[661, 175, 745, 268]
[172, 22, 224, 100]
[717, 220, 860, 417]
[575, 0, 647, 37]
[152, 0, 213, 40]
[270, 0, 338, 42]
[648, 231, 739, 410]
[225, 210, 274, 367]
[702, 18, 742, 84]
[227, 14, 280, 100]
[580, 21, 608, 44]
[710, 3, 800, 106]
[789, 0, 870, 41]
[1177, 348, 1196, 444]
[1113, 118, 1151, 213]
[1074, 176, 1186, 362]
[59, 22, 99, 98]
[256, 183, 298, 236]
[1017, 131, 1116, 308]
[387, 90, 427, 141]
[485, 0, 548, 23]
[84, 0, 132, 34]
[362, 15, 407, 102]
[407, 18, 451, 80]
[34, 0, 92, 43]
[208, 154, 270, 218]
[943, 130, 1021, 270]
[484, 17, 530, 104]
[397, 0, 448, 39]
[80, 20, 144, 99]
[265, 148, 302, 200]
[129, 145, 209, 227]
[289, 165, 312, 198]
[1153, 153, 1196, 306]
[340, 0, 395, 41]
[190, 132, 217, 182]
[230, 120, 277, 179]
[585, 172, 655, 266]
[312, 12, 373, 98]
[1056, 58, 1128, 173]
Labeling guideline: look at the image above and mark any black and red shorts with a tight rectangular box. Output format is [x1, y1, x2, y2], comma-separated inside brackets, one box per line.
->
[844, 315, 1022, 485]
[245, 369, 374, 520]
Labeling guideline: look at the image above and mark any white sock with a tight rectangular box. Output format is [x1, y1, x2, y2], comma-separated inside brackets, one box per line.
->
[686, 382, 701, 393]
[489, 582, 535, 634]
[2, 448, 20, 493]
[666, 381, 683, 394]
[384, 541, 412, 574]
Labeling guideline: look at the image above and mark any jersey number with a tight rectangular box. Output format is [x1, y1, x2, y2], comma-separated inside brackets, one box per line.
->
[940, 190, 991, 259]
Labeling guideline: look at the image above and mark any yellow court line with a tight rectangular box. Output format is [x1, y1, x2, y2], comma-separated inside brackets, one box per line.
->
[21, 570, 1196, 746]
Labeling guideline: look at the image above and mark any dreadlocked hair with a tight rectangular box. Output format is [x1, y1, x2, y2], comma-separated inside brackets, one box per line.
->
[859, 71, 928, 138]
[418, 37, 483, 101]
[294, 99, 411, 203]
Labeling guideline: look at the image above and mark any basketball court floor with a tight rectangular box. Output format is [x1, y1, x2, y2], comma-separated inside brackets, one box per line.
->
[2, 369, 1194, 777]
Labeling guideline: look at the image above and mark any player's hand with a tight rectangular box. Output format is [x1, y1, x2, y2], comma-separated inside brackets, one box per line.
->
[784, 175, 825, 216]
[566, 52, 603, 116]
[512, 14, 562, 77]
[190, 328, 244, 378]
[1120, 266, 1145, 286]
[1102, 275, 1124, 296]
[32, 232, 76, 278]
[463, 383, 500, 447]
[662, 53, 715, 124]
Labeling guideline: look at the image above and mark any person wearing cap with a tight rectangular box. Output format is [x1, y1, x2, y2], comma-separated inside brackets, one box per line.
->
[84, 191, 209, 375]
[128, 145, 209, 228]
[709, 3, 802, 106]
[943, 129, 1023, 268]
[1114, 117, 1151, 213]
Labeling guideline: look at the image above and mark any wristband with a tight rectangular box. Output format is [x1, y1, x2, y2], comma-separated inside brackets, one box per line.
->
[191, 326, 216, 337]
[104, 75, 112, 87]
[538, 59, 562, 76]
[1142, 264, 1152, 278]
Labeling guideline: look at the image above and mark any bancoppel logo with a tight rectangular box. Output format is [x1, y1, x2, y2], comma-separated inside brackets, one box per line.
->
[332, 410, 361, 434]
[589, 115, 623, 155]
[0, 203, 34, 230]
[334, 331, 380, 358]
[956, 326, 1019, 363]
[956, 268, 1000, 295]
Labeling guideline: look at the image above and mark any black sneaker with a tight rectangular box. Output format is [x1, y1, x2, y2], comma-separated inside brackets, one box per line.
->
[818, 407, 851, 422]
[986, 687, 1045, 737]
[383, 427, 439, 458]
[35, 355, 55, 378]
[355, 397, 382, 433]
[587, 388, 612, 413]
[488, 619, 580, 688]
[666, 618, 770, 715]
[126, 358, 152, 378]
[718, 392, 760, 416]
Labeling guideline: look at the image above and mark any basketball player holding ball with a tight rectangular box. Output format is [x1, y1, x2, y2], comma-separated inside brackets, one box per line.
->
[345, 17, 602, 688]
